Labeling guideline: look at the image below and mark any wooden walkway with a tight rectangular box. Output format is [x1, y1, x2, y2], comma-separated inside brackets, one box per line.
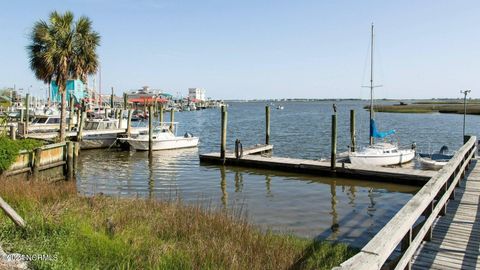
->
[412, 159, 480, 270]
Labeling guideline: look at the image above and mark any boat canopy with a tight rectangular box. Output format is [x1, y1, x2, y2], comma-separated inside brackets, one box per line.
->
[370, 119, 395, 138]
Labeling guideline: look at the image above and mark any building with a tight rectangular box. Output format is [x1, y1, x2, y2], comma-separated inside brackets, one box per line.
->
[188, 88, 206, 101]
[50, 80, 86, 103]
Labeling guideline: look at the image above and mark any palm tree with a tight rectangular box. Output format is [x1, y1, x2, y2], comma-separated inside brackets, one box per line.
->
[28, 11, 100, 141]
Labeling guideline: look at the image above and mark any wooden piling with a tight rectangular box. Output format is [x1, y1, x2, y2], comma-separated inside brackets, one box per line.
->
[127, 109, 132, 135]
[265, 105, 270, 145]
[159, 104, 164, 124]
[110, 87, 114, 109]
[69, 96, 75, 130]
[67, 141, 74, 181]
[331, 114, 337, 171]
[123, 92, 128, 110]
[148, 106, 153, 156]
[33, 147, 42, 176]
[77, 111, 86, 141]
[9, 125, 16, 140]
[169, 108, 175, 132]
[220, 106, 227, 161]
[350, 110, 356, 152]
[19, 109, 24, 123]
[25, 93, 29, 135]
[73, 142, 80, 176]
[0, 196, 25, 228]
[119, 109, 124, 129]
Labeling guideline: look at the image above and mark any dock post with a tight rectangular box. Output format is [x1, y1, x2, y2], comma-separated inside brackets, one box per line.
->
[159, 104, 164, 124]
[119, 109, 124, 129]
[9, 125, 16, 140]
[148, 106, 153, 156]
[110, 87, 114, 109]
[127, 109, 132, 135]
[69, 96, 75, 131]
[33, 147, 42, 177]
[67, 141, 74, 181]
[25, 93, 29, 135]
[77, 111, 86, 142]
[123, 92, 128, 110]
[331, 114, 337, 171]
[169, 108, 175, 132]
[350, 110, 356, 152]
[20, 109, 24, 123]
[265, 105, 270, 145]
[220, 106, 227, 162]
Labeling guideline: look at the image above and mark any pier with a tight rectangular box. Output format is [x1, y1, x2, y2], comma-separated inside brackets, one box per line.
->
[334, 136, 478, 270]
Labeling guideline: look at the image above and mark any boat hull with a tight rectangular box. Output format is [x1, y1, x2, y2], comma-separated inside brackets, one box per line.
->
[123, 137, 199, 151]
[349, 150, 415, 166]
[80, 134, 118, 149]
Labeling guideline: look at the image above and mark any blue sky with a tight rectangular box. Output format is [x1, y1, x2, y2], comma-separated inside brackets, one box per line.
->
[1, 1, 479, 99]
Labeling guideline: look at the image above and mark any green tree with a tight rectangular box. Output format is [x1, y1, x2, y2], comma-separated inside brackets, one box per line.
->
[27, 11, 100, 141]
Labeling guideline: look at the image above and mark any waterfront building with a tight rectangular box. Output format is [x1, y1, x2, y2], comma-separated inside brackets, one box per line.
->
[50, 80, 86, 103]
[188, 88, 206, 101]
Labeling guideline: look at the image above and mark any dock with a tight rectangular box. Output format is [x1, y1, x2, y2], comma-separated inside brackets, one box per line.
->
[200, 151, 435, 184]
[411, 159, 480, 269]
[334, 135, 477, 270]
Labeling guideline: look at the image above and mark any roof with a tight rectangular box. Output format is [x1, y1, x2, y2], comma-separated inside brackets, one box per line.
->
[129, 97, 168, 104]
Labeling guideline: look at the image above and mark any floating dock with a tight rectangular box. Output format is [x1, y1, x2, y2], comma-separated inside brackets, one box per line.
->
[200, 148, 435, 185]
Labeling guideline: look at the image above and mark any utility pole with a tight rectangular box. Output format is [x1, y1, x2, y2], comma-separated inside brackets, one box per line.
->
[460, 89, 471, 140]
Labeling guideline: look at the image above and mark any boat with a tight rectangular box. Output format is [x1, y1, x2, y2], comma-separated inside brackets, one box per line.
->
[276, 105, 284, 110]
[119, 123, 199, 151]
[418, 146, 453, 170]
[349, 24, 415, 166]
[79, 118, 124, 149]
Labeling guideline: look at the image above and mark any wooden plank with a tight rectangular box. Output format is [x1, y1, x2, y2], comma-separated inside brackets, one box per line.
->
[0, 196, 25, 227]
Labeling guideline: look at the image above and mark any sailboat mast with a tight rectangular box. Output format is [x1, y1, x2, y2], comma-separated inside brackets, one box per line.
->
[369, 23, 374, 145]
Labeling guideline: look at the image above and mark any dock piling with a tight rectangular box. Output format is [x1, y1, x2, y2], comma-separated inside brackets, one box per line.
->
[331, 114, 337, 171]
[266, 105, 270, 145]
[119, 109, 124, 129]
[67, 141, 74, 181]
[127, 109, 132, 135]
[123, 92, 127, 110]
[25, 94, 29, 135]
[9, 125, 16, 140]
[169, 108, 175, 132]
[33, 147, 42, 176]
[77, 111, 86, 141]
[148, 106, 153, 156]
[220, 106, 227, 162]
[160, 104, 164, 124]
[350, 110, 356, 152]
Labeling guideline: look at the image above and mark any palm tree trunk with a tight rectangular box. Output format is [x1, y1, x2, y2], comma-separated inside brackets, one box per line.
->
[59, 90, 67, 141]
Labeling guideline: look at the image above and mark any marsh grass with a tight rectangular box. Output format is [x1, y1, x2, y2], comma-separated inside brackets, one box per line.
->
[0, 179, 356, 269]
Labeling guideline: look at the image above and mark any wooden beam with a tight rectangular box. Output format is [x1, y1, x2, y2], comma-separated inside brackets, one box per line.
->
[0, 196, 25, 228]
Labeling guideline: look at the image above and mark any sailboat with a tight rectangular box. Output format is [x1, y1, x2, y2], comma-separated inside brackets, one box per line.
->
[349, 24, 415, 166]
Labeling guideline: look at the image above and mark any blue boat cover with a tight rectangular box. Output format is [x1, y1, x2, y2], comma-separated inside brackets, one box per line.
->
[370, 119, 395, 138]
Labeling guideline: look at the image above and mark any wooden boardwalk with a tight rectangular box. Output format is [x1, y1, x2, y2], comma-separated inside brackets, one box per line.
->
[412, 159, 480, 270]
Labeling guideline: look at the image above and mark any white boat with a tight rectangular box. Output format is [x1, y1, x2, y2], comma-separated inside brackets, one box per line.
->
[349, 24, 415, 167]
[349, 143, 415, 166]
[79, 118, 122, 149]
[418, 146, 453, 170]
[276, 105, 284, 110]
[119, 123, 199, 151]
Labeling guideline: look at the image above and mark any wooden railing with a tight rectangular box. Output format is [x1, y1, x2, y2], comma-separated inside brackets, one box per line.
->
[334, 136, 477, 270]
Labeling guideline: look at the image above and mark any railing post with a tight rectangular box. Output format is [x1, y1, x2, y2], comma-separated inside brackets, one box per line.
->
[440, 183, 448, 216]
[400, 228, 413, 270]
[423, 201, 434, 241]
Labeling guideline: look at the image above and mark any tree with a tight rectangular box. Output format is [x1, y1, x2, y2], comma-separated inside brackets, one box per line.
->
[28, 11, 100, 141]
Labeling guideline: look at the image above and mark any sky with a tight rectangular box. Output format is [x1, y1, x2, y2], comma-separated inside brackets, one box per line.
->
[0, 0, 479, 100]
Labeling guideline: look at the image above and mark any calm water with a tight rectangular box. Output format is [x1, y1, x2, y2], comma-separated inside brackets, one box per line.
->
[77, 101, 480, 247]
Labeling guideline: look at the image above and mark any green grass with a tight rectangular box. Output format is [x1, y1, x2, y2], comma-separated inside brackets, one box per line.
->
[0, 137, 43, 172]
[0, 180, 356, 270]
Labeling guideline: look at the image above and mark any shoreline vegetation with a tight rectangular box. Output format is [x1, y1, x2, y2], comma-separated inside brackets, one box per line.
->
[364, 101, 480, 115]
[0, 179, 356, 269]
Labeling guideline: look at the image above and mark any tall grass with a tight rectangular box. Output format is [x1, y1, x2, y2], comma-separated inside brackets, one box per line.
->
[0, 179, 356, 269]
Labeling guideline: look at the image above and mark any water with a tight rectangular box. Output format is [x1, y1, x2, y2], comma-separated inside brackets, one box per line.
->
[77, 100, 480, 247]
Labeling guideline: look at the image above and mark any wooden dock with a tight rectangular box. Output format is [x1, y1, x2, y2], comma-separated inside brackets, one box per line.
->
[411, 159, 480, 270]
[200, 151, 435, 184]
[334, 136, 477, 270]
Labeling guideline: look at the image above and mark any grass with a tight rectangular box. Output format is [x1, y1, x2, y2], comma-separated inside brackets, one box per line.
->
[363, 103, 480, 115]
[0, 179, 356, 270]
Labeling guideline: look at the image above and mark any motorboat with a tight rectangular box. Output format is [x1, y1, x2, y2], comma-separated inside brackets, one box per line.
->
[119, 123, 199, 151]
[348, 24, 415, 166]
[79, 118, 123, 149]
[418, 146, 453, 170]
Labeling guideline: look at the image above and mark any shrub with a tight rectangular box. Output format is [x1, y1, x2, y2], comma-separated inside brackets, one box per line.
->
[0, 137, 43, 172]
